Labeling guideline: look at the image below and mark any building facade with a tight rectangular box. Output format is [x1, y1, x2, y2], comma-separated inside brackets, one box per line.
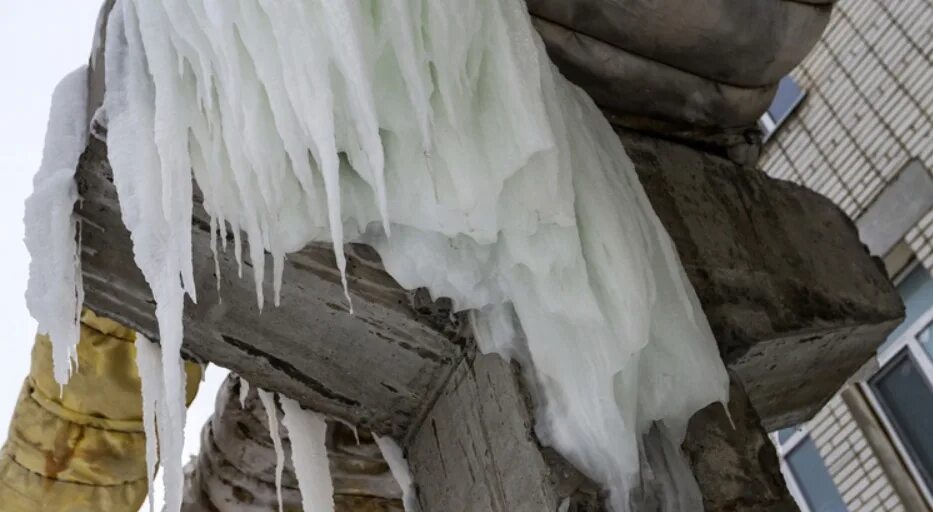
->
[757, 0, 933, 510]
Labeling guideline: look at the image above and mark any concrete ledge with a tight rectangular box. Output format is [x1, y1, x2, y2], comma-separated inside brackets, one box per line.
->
[77, 128, 903, 435]
[622, 130, 903, 430]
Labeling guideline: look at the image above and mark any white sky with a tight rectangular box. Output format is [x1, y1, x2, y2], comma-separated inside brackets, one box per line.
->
[0, 3, 225, 508]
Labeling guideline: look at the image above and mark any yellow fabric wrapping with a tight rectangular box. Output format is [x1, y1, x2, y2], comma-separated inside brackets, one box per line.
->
[0, 310, 202, 512]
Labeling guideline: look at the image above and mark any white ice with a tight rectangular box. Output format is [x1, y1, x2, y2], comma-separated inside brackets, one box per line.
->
[134, 334, 188, 512]
[99, 0, 729, 510]
[374, 435, 420, 512]
[281, 397, 336, 512]
[239, 375, 250, 408]
[258, 389, 286, 512]
[24, 66, 88, 386]
[135, 335, 163, 512]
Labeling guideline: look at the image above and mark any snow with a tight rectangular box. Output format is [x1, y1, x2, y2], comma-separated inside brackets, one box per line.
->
[374, 435, 420, 512]
[96, 0, 729, 510]
[258, 389, 286, 512]
[281, 397, 336, 512]
[23, 66, 88, 386]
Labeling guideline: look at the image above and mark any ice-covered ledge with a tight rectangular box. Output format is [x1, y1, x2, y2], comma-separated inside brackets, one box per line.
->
[77, 126, 901, 510]
[76, 118, 903, 433]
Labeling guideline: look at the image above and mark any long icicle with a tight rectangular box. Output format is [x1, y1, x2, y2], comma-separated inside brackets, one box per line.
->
[258, 389, 286, 512]
[280, 397, 335, 512]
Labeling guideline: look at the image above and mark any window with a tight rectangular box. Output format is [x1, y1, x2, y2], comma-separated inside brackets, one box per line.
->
[786, 437, 849, 512]
[870, 351, 933, 490]
[867, 262, 933, 504]
[774, 428, 849, 512]
[760, 76, 806, 141]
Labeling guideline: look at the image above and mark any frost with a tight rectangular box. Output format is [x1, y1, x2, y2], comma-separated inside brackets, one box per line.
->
[24, 66, 88, 386]
[101, 0, 729, 510]
[258, 389, 286, 512]
[374, 435, 419, 512]
[281, 397, 335, 512]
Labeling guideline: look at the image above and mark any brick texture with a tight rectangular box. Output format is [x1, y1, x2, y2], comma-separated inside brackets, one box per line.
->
[807, 397, 904, 511]
[763, 0, 932, 509]
[759, 0, 933, 270]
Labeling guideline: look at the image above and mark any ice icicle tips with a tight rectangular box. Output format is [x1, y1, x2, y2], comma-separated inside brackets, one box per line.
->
[281, 398, 336, 512]
[258, 390, 286, 512]
[24, 66, 89, 386]
[134, 336, 162, 512]
[374, 435, 420, 512]
[135, 334, 188, 512]
[238, 375, 250, 408]
[100, 0, 729, 510]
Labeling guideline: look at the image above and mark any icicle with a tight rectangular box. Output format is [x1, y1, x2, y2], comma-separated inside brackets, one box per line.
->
[94, 0, 731, 509]
[258, 389, 285, 512]
[280, 397, 335, 512]
[24, 66, 89, 386]
[103, 4, 189, 508]
[239, 375, 250, 408]
[333, 416, 361, 446]
[374, 435, 419, 512]
[134, 335, 163, 512]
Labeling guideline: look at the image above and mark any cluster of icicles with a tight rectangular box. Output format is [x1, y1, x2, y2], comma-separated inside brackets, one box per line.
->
[26, 0, 730, 510]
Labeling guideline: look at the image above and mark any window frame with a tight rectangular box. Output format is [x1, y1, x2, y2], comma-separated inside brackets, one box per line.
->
[772, 427, 839, 512]
[862, 298, 933, 507]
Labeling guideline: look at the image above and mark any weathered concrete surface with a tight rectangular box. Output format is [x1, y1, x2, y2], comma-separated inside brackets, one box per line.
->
[525, 0, 831, 136]
[77, 138, 465, 437]
[621, 130, 904, 430]
[683, 374, 797, 512]
[528, 0, 831, 88]
[406, 353, 601, 512]
[76, 130, 902, 511]
[406, 355, 799, 512]
[77, 128, 902, 436]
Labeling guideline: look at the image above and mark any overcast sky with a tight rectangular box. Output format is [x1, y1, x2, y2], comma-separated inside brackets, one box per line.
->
[0, 3, 224, 506]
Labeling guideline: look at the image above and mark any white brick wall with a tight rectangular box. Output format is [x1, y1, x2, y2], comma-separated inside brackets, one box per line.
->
[764, 0, 933, 509]
[759, 0, 933, 256]
[804, 396, 904, 511]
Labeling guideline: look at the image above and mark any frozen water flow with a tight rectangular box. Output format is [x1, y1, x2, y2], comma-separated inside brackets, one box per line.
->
[24, 66, 89, 386]
[134, 336, 163, 512]
[374, 435, 420, 512]
[103, 4, 190, 507]
[95, 0, 730, 509]
[281, 397, 336, 512]
[239, 375, 250, 408]
[258, 389, 286, 512]
[134, 334, 187, 512]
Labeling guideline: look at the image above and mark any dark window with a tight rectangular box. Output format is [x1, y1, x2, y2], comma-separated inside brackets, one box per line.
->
[786, 436, 849, 512]
[760, 76, 806, 141]
[870, 351, 933, 490]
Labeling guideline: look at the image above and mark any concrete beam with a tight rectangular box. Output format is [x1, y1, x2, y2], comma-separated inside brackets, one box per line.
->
[77, 138, 464, 437]
[77, 128, 902, 436]
[77, 128, 901, 510]
[621, 130, 903, 430]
